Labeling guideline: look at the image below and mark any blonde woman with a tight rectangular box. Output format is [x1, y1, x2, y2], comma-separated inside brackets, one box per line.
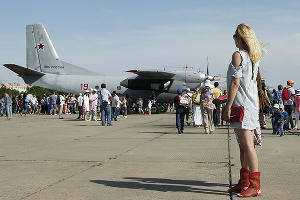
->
[222, 24, 263, 197]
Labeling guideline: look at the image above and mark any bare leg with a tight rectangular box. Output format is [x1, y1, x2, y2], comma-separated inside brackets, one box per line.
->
[239, 146, 245, 168]
[236, 129, 258, 172]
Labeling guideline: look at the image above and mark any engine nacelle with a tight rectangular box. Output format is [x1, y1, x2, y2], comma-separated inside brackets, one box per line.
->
[120, 78, 172, 92]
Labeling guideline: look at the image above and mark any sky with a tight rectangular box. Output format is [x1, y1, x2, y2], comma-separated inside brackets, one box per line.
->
[0, 0, 299, 89]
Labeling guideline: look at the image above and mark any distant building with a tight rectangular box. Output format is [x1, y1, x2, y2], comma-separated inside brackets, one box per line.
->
[0, 83, 31, 93]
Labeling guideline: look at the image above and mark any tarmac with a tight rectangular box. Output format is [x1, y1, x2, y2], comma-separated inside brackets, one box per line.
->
[0, 112, 299, 200]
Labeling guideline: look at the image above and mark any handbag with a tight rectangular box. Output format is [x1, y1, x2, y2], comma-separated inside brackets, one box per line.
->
[230, 105, 244, 123]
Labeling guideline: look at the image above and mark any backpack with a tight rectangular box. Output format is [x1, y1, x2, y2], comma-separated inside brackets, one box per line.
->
[282, 87, 290, 101]
[178, 95, 189, 106]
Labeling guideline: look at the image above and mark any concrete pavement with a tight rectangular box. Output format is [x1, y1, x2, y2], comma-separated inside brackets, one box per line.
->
[0, 113, 299, 200]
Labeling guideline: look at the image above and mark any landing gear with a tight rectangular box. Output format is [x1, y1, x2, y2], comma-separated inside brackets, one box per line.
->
[151, 103, 168, 114]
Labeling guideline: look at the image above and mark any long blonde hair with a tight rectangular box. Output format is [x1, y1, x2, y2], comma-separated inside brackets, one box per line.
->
[236, 24, 263, 63]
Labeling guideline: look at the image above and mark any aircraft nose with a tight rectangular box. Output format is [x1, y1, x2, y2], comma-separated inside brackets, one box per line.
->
[120, 79, 128, 87]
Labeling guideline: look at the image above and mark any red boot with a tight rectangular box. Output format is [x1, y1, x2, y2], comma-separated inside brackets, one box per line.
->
[238, 172, 261, 197]
[228, 168, 250, 193]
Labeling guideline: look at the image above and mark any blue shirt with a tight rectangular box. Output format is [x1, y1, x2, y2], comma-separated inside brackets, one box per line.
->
[5, 95, 12, 105]
[272, 110, 283, 123]
[276, 90, 283, 104]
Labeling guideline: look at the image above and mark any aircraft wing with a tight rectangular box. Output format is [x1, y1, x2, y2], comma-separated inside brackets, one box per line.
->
[3, 64, 45, 76]
[126, 70, 176, 79]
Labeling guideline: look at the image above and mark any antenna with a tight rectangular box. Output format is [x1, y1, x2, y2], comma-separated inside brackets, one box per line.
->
[206, 56, 209, 75]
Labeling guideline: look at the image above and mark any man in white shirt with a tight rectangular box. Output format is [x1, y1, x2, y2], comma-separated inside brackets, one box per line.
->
[100, 83, 112, 126]
[111, 91, 120, 121]
[58, 93, 65, 119]
[30, 95, 38, 114]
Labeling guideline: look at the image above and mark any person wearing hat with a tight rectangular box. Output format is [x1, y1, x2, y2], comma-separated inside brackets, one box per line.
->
[283, 80, 296, 130]
[201, 82, 215, 134]
[83, 90, 90, 121]
[271, 104, 284, 136]
[90, 89, 98, 121]
[174, 88, 188, 134]
[294, 90, 300, 130]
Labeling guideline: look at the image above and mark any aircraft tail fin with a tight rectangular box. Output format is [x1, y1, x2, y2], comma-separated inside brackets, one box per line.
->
[26, 24, 62, 73]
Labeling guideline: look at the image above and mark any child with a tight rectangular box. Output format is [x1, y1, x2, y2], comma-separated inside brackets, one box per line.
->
[280, 105, 289, 135]
[294, 90, 300, 130]
[271, 104, 284, 136]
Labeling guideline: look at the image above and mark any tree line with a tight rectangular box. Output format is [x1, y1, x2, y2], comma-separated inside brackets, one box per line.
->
[0, 85, 60, 100]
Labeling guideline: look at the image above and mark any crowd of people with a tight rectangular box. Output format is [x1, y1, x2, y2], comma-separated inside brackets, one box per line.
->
[171, 79, 300, 137]
[0, 83, 155, 126]
[173, 81, 226, 134]
[270, 80, 300, 136]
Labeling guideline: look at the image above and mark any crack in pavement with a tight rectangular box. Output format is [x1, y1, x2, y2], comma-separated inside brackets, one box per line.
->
[18, 117, 171, 200]
[226, 125, 233, 200]
[20, 162, 102, 200]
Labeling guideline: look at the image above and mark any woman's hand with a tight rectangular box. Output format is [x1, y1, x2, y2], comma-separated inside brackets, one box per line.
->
[222, 104, 231, 122]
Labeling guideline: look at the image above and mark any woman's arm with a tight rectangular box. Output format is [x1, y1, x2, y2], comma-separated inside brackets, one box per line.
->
[226, 77, 240, 108]
[222, 52, 242, 122]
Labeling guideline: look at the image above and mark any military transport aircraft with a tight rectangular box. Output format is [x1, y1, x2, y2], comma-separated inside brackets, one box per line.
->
[3, 24, 217, 108]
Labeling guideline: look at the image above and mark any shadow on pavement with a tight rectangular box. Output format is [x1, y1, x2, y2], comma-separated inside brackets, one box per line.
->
[90, 177, 228, 196]
[138, 131, 172, 134]
[124, 177, 228, 187]
[73, 124, 101, 127]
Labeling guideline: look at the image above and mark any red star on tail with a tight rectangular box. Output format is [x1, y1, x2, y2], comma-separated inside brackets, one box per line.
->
[37, 43, 44, 50]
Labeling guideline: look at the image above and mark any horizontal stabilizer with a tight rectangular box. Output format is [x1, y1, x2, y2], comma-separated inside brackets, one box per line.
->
[3, 64, 45, 76]
[126, 70, 175, 78]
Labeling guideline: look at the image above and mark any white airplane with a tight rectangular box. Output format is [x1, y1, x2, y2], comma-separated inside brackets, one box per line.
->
[3, 24, 217, 107]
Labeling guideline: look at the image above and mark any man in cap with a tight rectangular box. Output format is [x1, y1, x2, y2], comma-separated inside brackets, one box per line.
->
[283, 80, 296, 130]
[174, 88, 188, 134]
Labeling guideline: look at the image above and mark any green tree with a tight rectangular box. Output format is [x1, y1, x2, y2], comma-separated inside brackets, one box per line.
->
[26, 86, 60, 100]
[0, 86, 20, 97]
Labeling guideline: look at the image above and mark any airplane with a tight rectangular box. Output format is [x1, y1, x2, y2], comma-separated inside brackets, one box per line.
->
[3, 24, 217, 112]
